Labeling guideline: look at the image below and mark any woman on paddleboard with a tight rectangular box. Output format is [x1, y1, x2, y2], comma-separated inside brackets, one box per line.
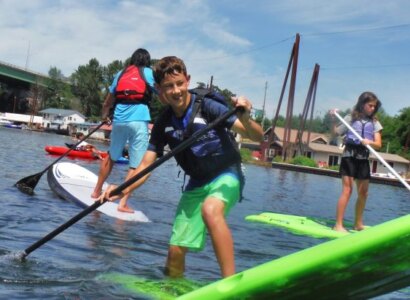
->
[331, 92, 382, 233]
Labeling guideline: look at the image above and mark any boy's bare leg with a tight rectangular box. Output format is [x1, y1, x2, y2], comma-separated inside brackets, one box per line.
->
[165, 245, 187, 278]
[202, 197, 235, 277]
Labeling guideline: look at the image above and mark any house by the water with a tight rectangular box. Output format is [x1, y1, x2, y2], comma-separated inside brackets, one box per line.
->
[241, 126, 410, 177]
[39, 108, 86, 135]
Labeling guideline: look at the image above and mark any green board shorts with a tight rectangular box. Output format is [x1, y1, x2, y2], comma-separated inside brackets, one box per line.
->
[170, 173, 240, 252]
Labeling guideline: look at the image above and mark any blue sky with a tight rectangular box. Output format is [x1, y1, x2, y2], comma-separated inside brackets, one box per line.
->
[1, 0, 409, 118]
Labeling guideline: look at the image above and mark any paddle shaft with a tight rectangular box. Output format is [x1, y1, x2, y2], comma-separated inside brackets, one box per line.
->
[22, 107, 241, 258]
[334, 111, 410, 191]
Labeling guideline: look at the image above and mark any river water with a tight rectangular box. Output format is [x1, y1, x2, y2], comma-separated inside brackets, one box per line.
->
[0, 126, 408, 299]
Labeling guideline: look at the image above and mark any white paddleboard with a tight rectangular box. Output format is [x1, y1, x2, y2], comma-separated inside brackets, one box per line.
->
[47, 162, 149, 222]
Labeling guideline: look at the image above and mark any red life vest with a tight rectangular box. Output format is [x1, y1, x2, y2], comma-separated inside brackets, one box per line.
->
[114, 65, 151, 104]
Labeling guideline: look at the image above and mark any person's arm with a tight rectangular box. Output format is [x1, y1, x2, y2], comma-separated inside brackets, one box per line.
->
[102, 72, 121, 122]
[362, 131, 382, 149]
[329, 110, 349, 136]
[143, 67, 158, 94]
[230, 96, 263, 142]
[101, 93, 114, 122]
[99, 150, 158, 202]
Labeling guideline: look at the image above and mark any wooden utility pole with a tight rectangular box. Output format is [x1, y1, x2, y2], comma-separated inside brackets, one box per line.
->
[261, 81, 268, 131]
[295, 63, 320, 155]
[260, 33, 300, 162]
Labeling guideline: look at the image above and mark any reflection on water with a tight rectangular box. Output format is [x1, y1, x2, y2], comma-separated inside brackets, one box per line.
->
[0, 127, 409, 299]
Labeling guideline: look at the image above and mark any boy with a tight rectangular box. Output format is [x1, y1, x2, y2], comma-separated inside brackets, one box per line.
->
[100, 56, 263, 278]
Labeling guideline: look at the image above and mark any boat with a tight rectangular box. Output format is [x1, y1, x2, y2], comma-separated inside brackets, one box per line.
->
[47, 162, 149, 222]
[45, 145, 129, 163]
[45, 145, 108, 160]
[3, 123, 23, 129]
[0, 118, 12, 126]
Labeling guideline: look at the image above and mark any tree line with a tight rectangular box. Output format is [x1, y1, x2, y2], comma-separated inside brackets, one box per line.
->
[42, 57, 409, 160]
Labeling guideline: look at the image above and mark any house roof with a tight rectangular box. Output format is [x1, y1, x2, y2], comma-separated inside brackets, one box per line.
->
[265, 126, 330, 144]
[39, 108, 85, 119]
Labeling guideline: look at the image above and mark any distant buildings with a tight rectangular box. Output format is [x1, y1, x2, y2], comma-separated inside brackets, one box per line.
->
[38, 108, 86, 134]
[241, 126, 410, 177]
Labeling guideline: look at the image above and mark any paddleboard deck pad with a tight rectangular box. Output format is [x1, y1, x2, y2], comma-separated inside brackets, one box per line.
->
[99, 273, 203, 300]
[245, 212, 367, 239]
[47, 162, 149, 222]
[101, 214, 410, 299]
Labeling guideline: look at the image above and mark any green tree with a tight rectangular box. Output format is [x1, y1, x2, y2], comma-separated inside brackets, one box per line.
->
[378, 108, 397, 153]
[395, 107, 410, 156]
[71, 58, 104, 117]
[42, 67, 73, 109]
[102, 60, 124, 92]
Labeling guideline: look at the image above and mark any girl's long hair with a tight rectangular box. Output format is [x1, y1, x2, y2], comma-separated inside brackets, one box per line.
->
[351, 91, 381, 121]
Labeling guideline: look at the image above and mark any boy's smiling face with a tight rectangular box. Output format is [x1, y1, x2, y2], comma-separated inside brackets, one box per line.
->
[156, 71, 191, 117]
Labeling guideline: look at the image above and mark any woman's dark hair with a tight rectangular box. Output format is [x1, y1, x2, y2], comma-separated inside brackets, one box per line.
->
[129, 48, 151, 67]
[352, 91, 382, 120]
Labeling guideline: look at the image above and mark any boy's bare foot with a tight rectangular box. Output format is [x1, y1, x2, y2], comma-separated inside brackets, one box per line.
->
[333, 225, 348, 233]
[118, 205, 134, 213]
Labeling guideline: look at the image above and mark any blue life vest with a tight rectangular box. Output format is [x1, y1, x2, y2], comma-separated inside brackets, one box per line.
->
[344, 119, 374, 159]
[344, 119, 375, 145]
[163, 89, 242, 181]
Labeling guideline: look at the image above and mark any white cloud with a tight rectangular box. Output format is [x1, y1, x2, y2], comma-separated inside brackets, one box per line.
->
[202, 23, 252, 47]
[0, 0, 409, 117]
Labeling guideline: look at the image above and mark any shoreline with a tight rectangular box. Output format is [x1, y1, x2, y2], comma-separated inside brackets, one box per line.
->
[270, 162, 409, 188]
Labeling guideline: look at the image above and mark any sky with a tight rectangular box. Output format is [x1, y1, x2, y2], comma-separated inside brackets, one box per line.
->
[1, 0, 409, 119]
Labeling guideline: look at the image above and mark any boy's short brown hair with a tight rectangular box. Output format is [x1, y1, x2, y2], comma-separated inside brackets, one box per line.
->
[153, 56, 188, 85]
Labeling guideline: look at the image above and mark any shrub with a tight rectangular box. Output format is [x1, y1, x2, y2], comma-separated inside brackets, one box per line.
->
[328, 165, 340, 171]
[273, 155, 284, 163]
[290, 155, 317, 167]
[240, 148, 252, 163]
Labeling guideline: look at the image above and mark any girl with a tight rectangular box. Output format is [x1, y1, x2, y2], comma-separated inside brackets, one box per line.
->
[332, 92, 382, 232]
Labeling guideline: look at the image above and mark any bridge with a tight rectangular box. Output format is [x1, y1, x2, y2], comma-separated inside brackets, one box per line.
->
[0, 60, 54, 114]
[0, 60, 51, 88]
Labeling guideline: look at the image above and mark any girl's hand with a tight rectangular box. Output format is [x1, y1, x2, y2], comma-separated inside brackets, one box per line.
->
[361, 139, 372, 146]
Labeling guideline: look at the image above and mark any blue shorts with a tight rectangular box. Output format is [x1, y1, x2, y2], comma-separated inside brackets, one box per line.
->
[109, 121, 149, 168]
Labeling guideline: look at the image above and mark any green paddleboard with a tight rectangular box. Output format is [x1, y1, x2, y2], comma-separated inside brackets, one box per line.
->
[101, 214, 410, 299]
[245, 212, 365, 239]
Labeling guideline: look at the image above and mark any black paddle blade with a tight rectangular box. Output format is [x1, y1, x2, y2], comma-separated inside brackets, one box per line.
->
[14, 173, 43, 195]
